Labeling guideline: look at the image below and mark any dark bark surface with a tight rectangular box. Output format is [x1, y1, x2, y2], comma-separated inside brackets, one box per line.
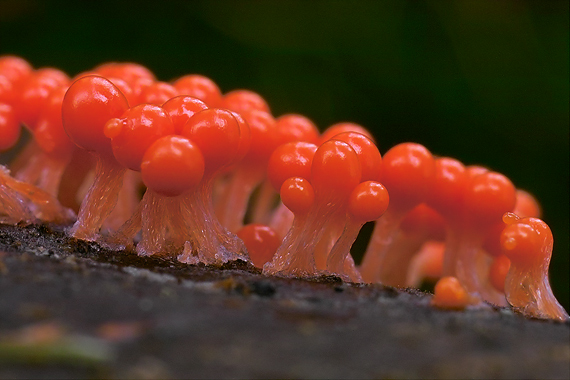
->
[0, 223, 568, 379]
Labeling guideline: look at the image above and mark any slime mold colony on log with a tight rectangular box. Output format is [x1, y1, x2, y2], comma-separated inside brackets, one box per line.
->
[0, 55, 568, 322]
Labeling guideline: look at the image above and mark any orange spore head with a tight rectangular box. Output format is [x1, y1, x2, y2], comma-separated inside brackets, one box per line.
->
[432, 276, 471, 310]
[380, 142, 435, 212]
[104, 104, 175, 171]
[311, 139, 361, 201]
[237, 223, 281, 268]
[267, 141, 317, 191]
[426, 157, 468, 219]
[141, 135, 205, 197]
[15, 68, 70, 129]
[500, 216, 552, 268]
[0, 55, 33, 84]
[275, 114, 320, 145]
[239, 109, 279, 164]
[280, 177, 315, 215]
[173, 74, 222, 108]
[347, 181, 389, 223]
[220, 89, 270, 114]
[181, 108, 241, 175]
[62, 75, 130, 157]
[34, 86, 75, 158]
[331, 132, 382, 182]
[94, 62, 155, 85]
[319, 122, 373, 144]
[162, 95, 208, 134]
[139, 81, 178, 105]
[464, 171, 516, 227]
[0, 104, 20, 152]
[466, 165, 489, 179]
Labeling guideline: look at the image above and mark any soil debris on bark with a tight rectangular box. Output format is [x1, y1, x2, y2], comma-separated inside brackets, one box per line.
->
[0, 223, 568, 379]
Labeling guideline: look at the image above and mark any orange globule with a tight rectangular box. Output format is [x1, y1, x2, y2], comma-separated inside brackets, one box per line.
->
[280, 177, 315, 215]
[311, 139, 361, 200]
[181, 108, 241, 174]
[380, 142, 435, 211]
[267, 141, 317, 191]
[220, 89, 270, 114]
[62, 75, 130, 157]
[432, 276, 471, 310]
[104, 104, 175, 171]
[275, 114, 320, 145]
[173, 74, 222, 108]
[331, 132, 382, 182]
[141, 135, 205, 197]
[347, 181, 390, 223]
[162, 95, 208, 134]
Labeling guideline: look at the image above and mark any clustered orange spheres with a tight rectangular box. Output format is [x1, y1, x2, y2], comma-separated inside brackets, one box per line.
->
[0, 56, 567, 322]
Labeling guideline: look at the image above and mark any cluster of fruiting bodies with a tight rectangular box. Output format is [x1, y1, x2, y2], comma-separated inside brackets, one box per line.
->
[0, 56, 567, 322]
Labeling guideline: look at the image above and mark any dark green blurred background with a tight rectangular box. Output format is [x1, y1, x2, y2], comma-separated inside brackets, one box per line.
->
[1, 1, 568, 310]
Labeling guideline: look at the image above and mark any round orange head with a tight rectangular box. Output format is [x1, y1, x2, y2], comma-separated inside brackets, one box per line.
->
[181, 108, 241, 175]
[347, 181, 390, 223]
[319, 122, 373, 144]
[331, 132, 382, 182]
[15, 68, 69, 129]
[280, 177, 315, 215]
[432, 276, 470, 309]
[267, 141, 318, 191]
[62, 75, 130, 157]
[500, 214, 553, 269]
[275, 114, 319, 145]
[34, 86, 75, 158]
[94, 62, 155, 85]
[220, 89, 270, 114]
[380, 142, 435, 212]
[0, 55, 33, 84]
[173, 74, 222, 108]
[311, 139, 361, 201]
[139, 81, 178, 106]
[141, 135, 205, 197]
[240, 109, 279, 164]
[104, 104, 175, 171]
[427, 157, 468, 219]
[162, 95, 208, 134]
[464, 171, 516, 227]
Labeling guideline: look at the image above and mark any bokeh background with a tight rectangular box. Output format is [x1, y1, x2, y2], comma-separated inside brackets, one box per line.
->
[1, 0, 568, 310]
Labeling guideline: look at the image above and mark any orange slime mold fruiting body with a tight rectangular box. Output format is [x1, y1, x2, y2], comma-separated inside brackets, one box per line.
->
[264, 139, 362, 278]
[2, 55, 568, 322]
[360, 142, 435, 283]
[62, 75, 130, 240]
[500, 213, 569, 321]
[452, 171, 516, 305]
[175, 108, 250, 265]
